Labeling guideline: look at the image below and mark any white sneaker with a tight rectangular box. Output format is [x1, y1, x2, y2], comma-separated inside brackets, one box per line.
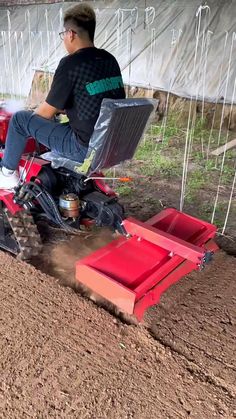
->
[0, 168, 19, 190]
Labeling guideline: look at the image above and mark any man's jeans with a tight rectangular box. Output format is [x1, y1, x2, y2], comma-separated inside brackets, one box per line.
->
[2, 110, 88, 170]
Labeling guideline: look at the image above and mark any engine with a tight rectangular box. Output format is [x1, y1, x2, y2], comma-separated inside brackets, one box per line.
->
[13, 164, 125, 234]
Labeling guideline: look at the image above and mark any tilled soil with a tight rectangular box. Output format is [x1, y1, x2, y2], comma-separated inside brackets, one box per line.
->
[0, 241, 235, 418]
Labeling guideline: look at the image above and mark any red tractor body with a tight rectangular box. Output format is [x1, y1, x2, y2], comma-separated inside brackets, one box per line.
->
[0, 99, 218, 321]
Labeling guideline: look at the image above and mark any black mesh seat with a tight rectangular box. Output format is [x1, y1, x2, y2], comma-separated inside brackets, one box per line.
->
[42, 98, 157, 175]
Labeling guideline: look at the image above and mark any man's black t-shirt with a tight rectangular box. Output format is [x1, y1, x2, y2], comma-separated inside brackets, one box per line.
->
[46, 47, 126, 146]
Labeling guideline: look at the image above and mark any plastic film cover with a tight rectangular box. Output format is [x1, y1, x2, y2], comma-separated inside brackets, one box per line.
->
[88, 98, 157, 173]
[41, 150, 93, 175]
[1, 1, 236, 104]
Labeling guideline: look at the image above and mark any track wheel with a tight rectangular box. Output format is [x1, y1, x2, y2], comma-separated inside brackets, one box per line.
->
[3, 209, 42, 260]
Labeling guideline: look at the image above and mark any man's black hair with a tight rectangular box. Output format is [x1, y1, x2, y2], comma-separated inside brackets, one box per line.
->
[64, 3, 96, 42]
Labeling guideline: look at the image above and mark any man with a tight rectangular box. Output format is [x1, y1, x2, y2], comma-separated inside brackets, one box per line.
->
[0, 3, 125, 189]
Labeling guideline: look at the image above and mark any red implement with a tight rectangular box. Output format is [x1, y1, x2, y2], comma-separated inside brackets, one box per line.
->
[76, 208, 218, 321]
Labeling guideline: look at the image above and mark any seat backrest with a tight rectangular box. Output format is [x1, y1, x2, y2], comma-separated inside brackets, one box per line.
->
[87, 98, 157, 173]
[41, 98, 158, 175]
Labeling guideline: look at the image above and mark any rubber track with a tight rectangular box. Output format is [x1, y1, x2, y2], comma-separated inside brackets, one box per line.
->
[5, 210, 42, 260]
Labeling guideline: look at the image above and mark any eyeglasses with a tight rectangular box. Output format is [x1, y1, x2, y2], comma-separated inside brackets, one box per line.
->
[59, 30, 77, 40]
[59, 30, 69, 40]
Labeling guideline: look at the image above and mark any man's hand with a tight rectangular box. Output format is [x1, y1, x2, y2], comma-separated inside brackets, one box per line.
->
[34, 102, 62, 119]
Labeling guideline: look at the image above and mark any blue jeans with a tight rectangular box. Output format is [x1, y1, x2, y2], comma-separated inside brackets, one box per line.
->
[2, 110, 88, 170]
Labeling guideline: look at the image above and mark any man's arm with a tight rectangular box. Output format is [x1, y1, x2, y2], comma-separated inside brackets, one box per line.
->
[34, 101, 62, 120]
[43, 57, 73, 117]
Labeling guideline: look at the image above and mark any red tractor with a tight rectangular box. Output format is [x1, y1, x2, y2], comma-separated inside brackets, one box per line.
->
[0, 98, 218, 321]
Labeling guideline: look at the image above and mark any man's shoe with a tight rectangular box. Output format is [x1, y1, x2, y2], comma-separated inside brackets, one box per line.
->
[0, 168, 19, 190]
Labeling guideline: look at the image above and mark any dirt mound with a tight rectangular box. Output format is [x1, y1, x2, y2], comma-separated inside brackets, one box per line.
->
[0, 248, 235, 418]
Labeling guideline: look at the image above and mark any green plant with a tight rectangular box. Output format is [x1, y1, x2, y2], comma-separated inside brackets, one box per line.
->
[116, 184, 133, 196]
[185, 169, 208, 203]
[135, 139, 182, 178]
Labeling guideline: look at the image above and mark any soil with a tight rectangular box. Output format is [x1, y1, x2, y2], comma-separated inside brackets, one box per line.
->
[0, 229, 235, 418]
[0, 147, 235, 418]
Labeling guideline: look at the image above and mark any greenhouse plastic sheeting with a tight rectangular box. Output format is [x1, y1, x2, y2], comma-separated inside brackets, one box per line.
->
[0, 0, 236, 103]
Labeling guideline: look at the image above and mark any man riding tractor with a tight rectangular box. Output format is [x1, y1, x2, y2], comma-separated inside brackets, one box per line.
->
[0, 2, 125, 190]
